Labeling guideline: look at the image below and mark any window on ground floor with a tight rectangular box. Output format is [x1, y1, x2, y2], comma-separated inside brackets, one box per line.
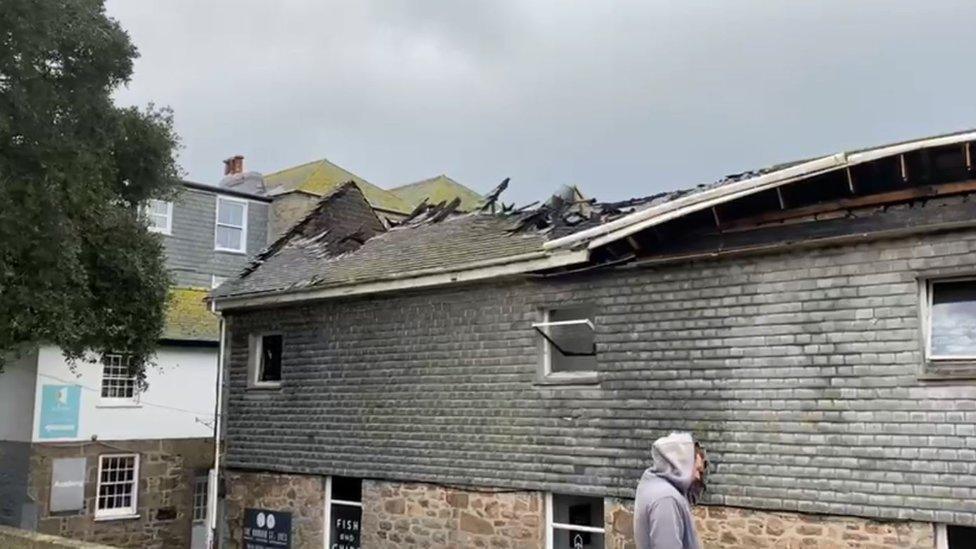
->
[937, 523, 976, 548]
[546, 493, 604, 549]
[325, 476, 362, 549]
[95, 454, 139, 519]
[192, 474, 209, 522]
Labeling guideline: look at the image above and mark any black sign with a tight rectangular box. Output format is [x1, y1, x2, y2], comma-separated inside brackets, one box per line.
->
[329, 503, 361, 549]
[243, 508, 292, 549]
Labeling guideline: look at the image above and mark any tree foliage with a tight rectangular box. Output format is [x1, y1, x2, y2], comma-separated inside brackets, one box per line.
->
[0, 0, 180, 380]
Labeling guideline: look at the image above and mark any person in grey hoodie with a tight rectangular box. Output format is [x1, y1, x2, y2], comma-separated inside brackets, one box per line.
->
[633, 432, 707, 549]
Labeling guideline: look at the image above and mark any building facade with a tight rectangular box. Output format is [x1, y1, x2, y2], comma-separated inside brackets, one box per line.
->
[213, 131, 976, 548]
[0, 181, 270, 548]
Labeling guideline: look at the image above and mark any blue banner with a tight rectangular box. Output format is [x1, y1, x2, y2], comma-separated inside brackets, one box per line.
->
[39, 385, 81, 439]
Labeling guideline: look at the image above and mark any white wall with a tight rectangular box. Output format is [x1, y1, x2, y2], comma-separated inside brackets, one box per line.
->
[32, 345, 216, 441]
[0, 349, 38, 442]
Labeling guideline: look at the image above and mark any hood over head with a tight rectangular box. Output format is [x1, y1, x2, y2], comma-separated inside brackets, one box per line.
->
[646, 432, 697, 494]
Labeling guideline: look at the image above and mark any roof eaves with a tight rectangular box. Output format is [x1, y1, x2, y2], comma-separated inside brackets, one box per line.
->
[213, 248, 588, 312]
[546, 129, 976, 251]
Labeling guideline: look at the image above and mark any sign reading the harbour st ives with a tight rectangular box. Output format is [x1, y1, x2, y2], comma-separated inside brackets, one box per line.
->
[243, 508, 292, 549]
[39, 385, 81, 439]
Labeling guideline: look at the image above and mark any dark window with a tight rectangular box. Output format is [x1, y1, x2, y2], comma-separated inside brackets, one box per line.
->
[535, 305, 597, 374]
[550, 494, 604, 548]
[331, 476, 362, 503]
[259, 335, 283, 382]
[949, 524, 976, 548]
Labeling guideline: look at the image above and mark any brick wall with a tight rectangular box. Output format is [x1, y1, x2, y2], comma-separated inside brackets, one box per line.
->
[223, 470, 325, 549]
[361, 479, 544, 548]
[28, 438, 212, 548]
[224, 226, 976, 526]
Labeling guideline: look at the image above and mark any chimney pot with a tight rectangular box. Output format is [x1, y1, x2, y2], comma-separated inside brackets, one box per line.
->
[223, 155, 245, 176]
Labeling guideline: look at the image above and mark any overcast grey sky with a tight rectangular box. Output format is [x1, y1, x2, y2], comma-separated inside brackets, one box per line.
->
[106, 0, 976, 204]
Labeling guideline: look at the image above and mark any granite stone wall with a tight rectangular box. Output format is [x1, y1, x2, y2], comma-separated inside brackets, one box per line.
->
[28, 438, 212, 549]
[606, 498, 934, 549]
[361, 479, 544, 549]
[223, 469, 325, 549]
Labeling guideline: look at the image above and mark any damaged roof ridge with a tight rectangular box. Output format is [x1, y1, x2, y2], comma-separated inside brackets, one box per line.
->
[545, 128, 976, 251]
[213, 248, 589, 310]
[237, 181, 367, 278]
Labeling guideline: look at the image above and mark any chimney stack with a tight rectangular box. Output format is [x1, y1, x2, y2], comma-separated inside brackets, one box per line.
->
[223, 155, 244, 176]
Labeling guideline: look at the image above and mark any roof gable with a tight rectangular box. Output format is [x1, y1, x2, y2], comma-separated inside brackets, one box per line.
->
[264, 158, 412, 214]
[390, 175, 484, 211]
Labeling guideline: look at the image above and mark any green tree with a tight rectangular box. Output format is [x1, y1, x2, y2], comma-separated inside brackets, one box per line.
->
[0, 0, 180, 381]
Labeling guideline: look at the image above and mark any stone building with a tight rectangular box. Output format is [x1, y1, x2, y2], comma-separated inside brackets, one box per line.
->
[212, 131, 976, 549]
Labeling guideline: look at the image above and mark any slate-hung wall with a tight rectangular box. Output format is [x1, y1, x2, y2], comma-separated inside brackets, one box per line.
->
[164, 184, 270, 288]
[225, 227, 976, 527]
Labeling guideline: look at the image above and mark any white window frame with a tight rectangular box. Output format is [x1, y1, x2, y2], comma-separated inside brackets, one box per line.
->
[323, 476, 363, 549]
[214, 196, 248, 254]
[192, 474, 209, 523]
[94, 453, 140, 520]
[535, 307, 599, 383]
[98, 354, 140, 407]
[920, 276, 976, 362]
[144, 199, 173, 235]
[211, 275, 227, 290]
[545, 493, 605, 549]
[248, 333, 283, 388]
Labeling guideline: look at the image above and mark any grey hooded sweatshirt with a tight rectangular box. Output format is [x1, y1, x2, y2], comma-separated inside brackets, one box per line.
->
[633, 432, 701, 549]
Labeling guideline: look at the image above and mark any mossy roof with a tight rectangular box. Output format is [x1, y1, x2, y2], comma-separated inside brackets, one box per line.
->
[263, 159, 412, 214]
[390, 175, 483, 211]
[162, 287, 219, 342]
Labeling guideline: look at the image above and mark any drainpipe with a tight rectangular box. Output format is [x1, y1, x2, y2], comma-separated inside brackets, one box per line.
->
[208, 304, 226, 548]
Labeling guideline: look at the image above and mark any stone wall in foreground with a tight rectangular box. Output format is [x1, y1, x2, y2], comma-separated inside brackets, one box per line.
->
[606, 499, 934, 549]
[361, 479, 544, 549]
[223, 470, 325, 549]
[225, 470, 936, 549]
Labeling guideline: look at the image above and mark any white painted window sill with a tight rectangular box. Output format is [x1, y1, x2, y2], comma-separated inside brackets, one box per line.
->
[93, 513, 140, 522]
[96, 401, 142, 409]
[534, 372, 601, 387]
[214, 247, 247, 255]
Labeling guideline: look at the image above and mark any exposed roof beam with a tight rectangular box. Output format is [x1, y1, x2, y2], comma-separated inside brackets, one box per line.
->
[722, 179, 976, 231]
[544, 130, 976, 252]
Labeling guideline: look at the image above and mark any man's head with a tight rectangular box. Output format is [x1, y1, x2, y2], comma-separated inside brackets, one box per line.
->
[693, 441, 708, 483]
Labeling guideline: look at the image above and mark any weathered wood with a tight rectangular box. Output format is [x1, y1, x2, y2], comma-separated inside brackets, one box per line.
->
[724, 179, 976, 230]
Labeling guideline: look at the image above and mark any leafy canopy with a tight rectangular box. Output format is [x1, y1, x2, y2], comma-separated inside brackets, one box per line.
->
[0, 0, 180, 379]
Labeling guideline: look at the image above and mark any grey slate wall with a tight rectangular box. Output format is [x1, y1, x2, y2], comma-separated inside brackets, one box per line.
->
[163, 186, 269, 288]
[224, 227, 976, 526]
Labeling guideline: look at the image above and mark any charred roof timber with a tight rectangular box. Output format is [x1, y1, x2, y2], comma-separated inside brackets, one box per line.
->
[212, 129, 976, 310]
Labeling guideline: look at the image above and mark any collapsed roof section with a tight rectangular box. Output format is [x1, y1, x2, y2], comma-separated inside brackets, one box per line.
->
[212, 128, 976, 310]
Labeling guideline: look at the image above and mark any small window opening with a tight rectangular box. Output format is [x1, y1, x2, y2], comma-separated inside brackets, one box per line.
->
[250, 334, 283, 386]
[547, 494, 604, 549]
[534, 305, 597, 375]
